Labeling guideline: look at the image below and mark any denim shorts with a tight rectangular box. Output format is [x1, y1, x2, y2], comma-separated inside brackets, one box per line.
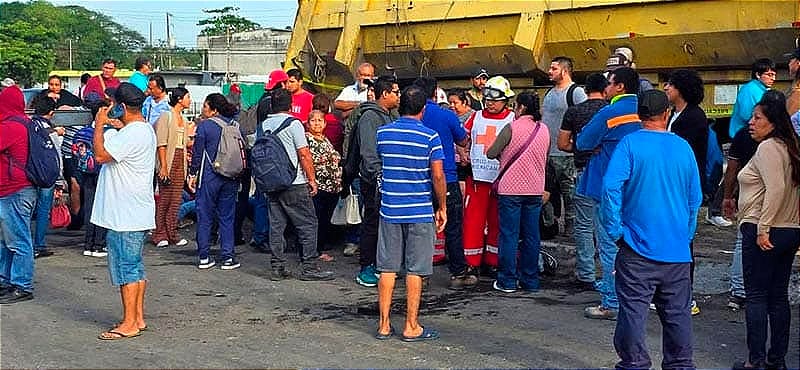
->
[376, 220, 435, 276]
[106, 230, 146, 286]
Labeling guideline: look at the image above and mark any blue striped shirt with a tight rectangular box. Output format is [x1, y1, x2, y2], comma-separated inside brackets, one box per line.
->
[377, 117, 444, 224]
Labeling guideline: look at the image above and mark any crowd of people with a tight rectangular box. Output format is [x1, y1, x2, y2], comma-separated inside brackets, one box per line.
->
[1, 46, 799, 368]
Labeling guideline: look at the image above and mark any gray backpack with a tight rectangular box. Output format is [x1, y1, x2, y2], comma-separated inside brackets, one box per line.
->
[208, 117, 247, 178]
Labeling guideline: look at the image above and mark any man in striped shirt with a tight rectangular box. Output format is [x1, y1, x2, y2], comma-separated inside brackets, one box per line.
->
[374, 85, 447, 342]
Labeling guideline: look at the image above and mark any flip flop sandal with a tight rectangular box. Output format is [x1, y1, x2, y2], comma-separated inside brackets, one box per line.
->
[98, 330, 142, 341]
[401, 326, 439, 342]
[111, 323, 147, 331]
[374, 326, 395, 340]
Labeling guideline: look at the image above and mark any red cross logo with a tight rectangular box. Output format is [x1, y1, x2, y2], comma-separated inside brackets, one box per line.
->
[474, 126, 497, 154]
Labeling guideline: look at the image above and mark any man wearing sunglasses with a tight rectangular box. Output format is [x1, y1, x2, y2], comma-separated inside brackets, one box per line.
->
[462, 76, 515, 275]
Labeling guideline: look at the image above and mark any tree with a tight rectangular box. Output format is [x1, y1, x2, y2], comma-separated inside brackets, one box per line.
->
[0, 0, 146, 86]
[197, 6, 261, 36]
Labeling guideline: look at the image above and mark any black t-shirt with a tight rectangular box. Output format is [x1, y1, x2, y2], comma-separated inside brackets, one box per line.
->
[728, 127, 758, 166]
[560, 98, 608, 169]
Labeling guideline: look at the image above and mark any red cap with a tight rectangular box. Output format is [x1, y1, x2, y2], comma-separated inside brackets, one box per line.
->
[266, 69, 289, 90]
[230, 83, 241, 94]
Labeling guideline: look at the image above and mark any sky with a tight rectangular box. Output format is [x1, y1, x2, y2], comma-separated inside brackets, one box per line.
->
[44, 0, 298, 48]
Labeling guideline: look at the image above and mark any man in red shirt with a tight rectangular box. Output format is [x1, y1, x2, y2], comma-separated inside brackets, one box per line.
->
[82, 58, 122, 100]
[0, 85, 37, 304]
[287, 68, 314, 122]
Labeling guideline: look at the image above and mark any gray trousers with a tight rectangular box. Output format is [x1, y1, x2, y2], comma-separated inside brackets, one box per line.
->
[268, 184, 318, 269]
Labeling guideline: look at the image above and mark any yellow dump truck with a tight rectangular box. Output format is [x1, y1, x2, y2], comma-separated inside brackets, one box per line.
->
[286, 0, 800, 129]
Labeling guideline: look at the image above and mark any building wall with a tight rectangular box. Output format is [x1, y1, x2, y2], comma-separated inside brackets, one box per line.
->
[197, 29, 291, 76]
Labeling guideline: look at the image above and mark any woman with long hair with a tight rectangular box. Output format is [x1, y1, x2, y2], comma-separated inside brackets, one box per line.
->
[486, 92, 549, 293]
[152, 87, 191, 248]
[188, 93, 241, 270]
[733, 90, 800, 369]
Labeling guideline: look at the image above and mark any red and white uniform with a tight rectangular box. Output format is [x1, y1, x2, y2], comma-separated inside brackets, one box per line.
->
[462, 109, 514, 267]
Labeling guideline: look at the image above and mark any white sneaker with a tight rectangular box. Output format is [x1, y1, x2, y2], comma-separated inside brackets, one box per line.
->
[707, 215, 733, 227]
[175, 239, 189, 247]
[649, 303, 656, 310]
[83, 250, 93, 257]
[343, 243, 359, 256]
[197, 258, 216, 269]
[156, 240, 169, 248]
[92, 250, 108, 257]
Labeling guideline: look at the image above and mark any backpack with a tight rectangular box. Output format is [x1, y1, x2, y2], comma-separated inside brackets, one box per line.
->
[342, 103, 384, 186]
[705, 127, 724, 190]
[207, 117, 247, 178]
[236, 104, 259, 140]
[72, 126, 100, 174]
[545, 83, 579, 107]
[251, 116, 297, 194]
[6, 116, 60, 188]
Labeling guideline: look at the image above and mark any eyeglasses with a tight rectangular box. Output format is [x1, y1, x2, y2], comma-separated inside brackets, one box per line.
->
[482, 87, 506, 100]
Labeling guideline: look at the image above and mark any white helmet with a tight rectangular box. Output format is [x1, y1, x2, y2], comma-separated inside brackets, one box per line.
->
[483, 76, 515, 100]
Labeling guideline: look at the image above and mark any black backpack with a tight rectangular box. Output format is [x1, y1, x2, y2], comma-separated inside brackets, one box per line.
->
[546, 83, 579, 107]
[251, 116, 297, 194]
[4, 116, 60, 188]
[342, 104, 384, 187]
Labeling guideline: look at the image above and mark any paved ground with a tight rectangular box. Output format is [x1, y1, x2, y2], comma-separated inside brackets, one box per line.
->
[1, 212, 799, 368]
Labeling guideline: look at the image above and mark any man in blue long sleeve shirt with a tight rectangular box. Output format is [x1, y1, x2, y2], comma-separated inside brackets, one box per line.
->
[601, 90, 702, 370]
[728, 58, 775, 138]
[576, 67, 642, 320]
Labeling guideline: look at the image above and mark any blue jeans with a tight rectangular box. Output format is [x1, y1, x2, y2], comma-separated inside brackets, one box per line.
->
[106, 230, 147, 286]
[496, 195, 542, 291]
[196, 174, 238, 260]
[33, 186, 54, 249]
[730, 229, 745, 298]
[178, 200, 196, 221]
[0, 187, 37, 292]
[573, 188, 596, 283]
[249, 191, 269, 245]
[595, 202, 619, 310]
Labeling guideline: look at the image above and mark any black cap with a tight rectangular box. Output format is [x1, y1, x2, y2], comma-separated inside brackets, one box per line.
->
[784, 48, 800, 61]
[638, 89, 670, 118]
[113, 82, 145, 107]
[473, 68, 489, 79]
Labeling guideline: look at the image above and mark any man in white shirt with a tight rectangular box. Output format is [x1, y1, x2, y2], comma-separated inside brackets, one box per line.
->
[91, 82, 157, 341]
[334, 62, 375, 119]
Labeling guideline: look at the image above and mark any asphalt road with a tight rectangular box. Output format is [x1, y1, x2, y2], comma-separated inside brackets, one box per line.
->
[1, 219, 798, 369]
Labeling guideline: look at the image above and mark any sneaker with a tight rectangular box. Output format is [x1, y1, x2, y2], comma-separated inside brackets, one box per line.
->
[0, 288, 33, 304]
[649, 303, 656, 311]
[91, 250, 108, 257]
[34, 249, 54, 259]
[156, 240, 169, 248]
[584, 305, 618, 320]
[197, 257, 216, 269]
[448, 273, 479, 290]
[690, 300, 700, 316]
[492, 280, 517, 293]
[83, 250, 94, 257]
[727, 295, 746, 310]
[178, 219, 194, 229]
[175, 239, 189, 247]
[356, 265, 379, 287]
[706, 214, 733, 227]
[220, 258, 240, 270]
[300, 265, 335, 281]
[271, 268, 291, 281]
[343, 243, 359, 257]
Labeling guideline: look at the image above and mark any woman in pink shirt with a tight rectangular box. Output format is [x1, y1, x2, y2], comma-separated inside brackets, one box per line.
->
[486, 92, 550, 293]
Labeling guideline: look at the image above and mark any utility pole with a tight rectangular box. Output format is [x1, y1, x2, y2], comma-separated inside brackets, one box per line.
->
[149, 22, 153, 47]
[165, 12, 171, 46]
[225, 25, 232, 83]
[68, 39, 73, 70]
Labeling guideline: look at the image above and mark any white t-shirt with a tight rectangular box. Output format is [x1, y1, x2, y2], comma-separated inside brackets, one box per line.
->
[335, 83, 369, 102]
[91, 121, 157, 231]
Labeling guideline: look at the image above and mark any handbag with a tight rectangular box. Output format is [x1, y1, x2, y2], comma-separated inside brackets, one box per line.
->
[331, 187, 362, 225]
[492, 122, 542, 193]
[50, 190, 71, 229]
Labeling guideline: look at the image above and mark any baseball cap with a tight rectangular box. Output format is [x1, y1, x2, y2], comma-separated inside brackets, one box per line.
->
[266, 69, 289, 90]
[784, 48, 800, 61]
[1, 78, 15, 88]
[473, 68, 489, 79]
[638, 89, 670, 118]
[113, 82, 145, 107]
[605, 53, 631, 72]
